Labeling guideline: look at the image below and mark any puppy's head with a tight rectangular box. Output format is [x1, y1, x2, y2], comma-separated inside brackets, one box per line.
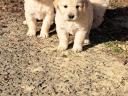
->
[54, 0, 88, 21]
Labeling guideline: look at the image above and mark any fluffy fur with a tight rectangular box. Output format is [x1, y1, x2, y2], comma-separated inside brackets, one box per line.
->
[90, 0, 110, 28]
[54, 0, 93, 52]
[24, 0, 54, 38]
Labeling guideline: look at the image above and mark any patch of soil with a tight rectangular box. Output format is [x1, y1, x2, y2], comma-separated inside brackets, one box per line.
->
[0, 0, 128, 96]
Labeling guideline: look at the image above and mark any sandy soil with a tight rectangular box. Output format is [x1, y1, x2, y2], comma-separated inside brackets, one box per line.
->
[0, 1, 128, 96]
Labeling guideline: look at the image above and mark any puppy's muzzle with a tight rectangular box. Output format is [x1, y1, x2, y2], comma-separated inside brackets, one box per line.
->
[68, 14, 75, 20]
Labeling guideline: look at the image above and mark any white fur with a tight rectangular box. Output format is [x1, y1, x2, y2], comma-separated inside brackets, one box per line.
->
[24, 0, 54, 38]
[54, 0, 93, 52]
[90, 0, 110, 28]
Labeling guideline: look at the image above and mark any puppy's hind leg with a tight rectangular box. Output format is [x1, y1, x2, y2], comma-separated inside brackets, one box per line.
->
[38, 12, 54, 38]
[25, 13, 37, 36]
[84, 31, 90, 45]
[92, 16, 104, 29]
[92, 5, 107, 29]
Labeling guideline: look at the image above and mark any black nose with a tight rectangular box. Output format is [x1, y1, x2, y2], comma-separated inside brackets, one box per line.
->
[68, 14, 75, 19]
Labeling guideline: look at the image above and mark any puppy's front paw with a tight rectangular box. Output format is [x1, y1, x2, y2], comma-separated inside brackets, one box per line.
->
[72, 46, 82, 52]
[84, 39, 90, 45]
[58, 44, 68, 51]
[27, 30, 36, 36]
[38, 32, 49, 38]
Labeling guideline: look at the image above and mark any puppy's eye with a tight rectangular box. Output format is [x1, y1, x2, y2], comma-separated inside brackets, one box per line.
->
[76, 5, 80, 9]
[64, 5, 68, 8]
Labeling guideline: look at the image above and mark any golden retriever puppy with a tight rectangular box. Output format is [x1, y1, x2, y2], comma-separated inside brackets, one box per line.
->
[90, 0, 110, 28]
[24, 0, 54, 38]
[54, 0, 93, 52]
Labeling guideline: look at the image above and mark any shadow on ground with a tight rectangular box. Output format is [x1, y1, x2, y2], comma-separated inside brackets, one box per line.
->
[89, 7, 128, 45]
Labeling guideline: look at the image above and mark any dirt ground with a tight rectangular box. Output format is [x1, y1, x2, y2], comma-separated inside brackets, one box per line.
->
[0, 0, 128, 96]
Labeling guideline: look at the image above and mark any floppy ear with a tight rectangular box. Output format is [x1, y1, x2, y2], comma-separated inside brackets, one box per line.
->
[53, 0, 59, 10]
[82, 0, 89, 11]
[84, 0, 89, 8]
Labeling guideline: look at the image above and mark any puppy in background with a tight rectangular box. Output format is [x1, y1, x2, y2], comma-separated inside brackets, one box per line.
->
[24, 0, 54, 38]
[54, 0, 93, 52]
[90, 0, 110, 28]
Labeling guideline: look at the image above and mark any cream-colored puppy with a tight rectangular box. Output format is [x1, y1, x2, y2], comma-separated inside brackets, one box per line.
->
[24, 0, 54, 38]
[54, 0, 93, 52]
[90, 0, 110, 28]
